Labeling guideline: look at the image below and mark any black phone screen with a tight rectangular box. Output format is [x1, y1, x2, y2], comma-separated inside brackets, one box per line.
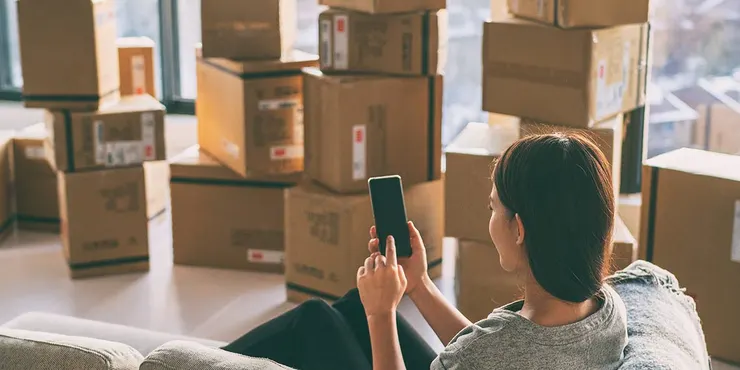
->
[368, 175, 412, 257]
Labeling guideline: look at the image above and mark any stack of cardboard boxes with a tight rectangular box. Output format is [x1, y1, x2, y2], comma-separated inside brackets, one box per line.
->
[169, 0, 317, 273]
[284, 0, 448, 303]
[446, 0, 650, 321]
[17, 0, 167, 279]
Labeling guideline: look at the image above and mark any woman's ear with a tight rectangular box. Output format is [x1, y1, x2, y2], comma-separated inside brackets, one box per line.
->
[514, 214, 525, 245]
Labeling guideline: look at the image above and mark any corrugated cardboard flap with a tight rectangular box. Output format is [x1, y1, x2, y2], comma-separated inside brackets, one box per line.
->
[197, 47, 318, 77]
[646, 148, 740, 182]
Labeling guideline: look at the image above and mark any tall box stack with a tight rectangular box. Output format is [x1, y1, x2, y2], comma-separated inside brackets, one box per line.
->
[17, 0, 167, 278]
[173, 0, 317, 273]
[285, 0, 448, 303]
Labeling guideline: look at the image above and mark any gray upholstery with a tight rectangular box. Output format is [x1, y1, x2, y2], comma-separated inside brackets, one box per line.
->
[0, 328, 143, 370]
[141, 341, 294, 370]
[1, 312, 226, 356]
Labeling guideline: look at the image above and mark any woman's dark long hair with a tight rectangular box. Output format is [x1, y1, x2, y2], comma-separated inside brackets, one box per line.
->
[492, 133, 615, 303]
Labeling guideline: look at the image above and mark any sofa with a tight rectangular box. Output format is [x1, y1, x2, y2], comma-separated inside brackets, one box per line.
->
[0, 262, 712, 370]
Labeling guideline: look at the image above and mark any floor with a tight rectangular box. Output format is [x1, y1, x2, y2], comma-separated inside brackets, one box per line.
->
[0, 102, 736, 368]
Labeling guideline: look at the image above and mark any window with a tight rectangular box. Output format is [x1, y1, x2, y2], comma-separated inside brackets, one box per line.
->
[5, 0, 20, 88]
[647, 0, 740, 157]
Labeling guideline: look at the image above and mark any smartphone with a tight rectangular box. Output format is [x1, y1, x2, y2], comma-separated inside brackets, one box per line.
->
[368, 175, 412, 258]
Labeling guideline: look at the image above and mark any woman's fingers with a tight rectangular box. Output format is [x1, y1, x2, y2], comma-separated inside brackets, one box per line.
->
[364, 256, 374, 274]
[408, 221, 425, 253]
[370, 226, 377, 239]
[357, 266, 366, 278]
[386, 236, 398, 267]
[374, 254, 387, 271]
[368, 238, 379, 254]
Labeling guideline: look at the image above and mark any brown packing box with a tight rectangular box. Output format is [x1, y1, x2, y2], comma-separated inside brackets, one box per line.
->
[456, 240, 521, 322]
[144, 161, 169, 221]
[482, 20, 648, 128]
[285, 179, 444, 303]
[618, 193, 641, 240]
[200, 0, 296, 60]
[17, 0, 120, 110]
[519, 114, 624, 198]
[319, 0, 445, 14]
[639, 148, 740, 363]
[303, 68, 443, 194]
[612, 215, 637, 272]
[196, 51, 318, 179]
[445, 122, 502, 244]
[318, 9, 446, 76]
[117, 37, 157, 97]
[170, 146, 299, 273]
[58, 167, 149, 279]
[45, 94, 167, 173]
[508, 0, 650, 28]
[13, 124, 60, 232]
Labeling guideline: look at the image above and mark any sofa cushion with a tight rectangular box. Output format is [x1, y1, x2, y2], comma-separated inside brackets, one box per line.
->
[2, 312, 226, 356]
[141, 340, 295, 370]
[0, 328, 143, 370]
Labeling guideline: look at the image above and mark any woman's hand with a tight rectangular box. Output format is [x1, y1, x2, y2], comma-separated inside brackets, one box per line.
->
[357, 236, 407, 318]
[368, 222, 429, 295]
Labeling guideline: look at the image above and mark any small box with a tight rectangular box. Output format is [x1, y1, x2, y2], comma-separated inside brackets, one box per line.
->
[482, 20, 648, 128]
[303, 68, 442, 194]
[13, 124, 60, 232]
[319, 0, 445, 14]
[17, 0, 120, 110]
[117, 37, 157, 97]
[170, 146, 299, 273]
[508, 0, 650, 28]
[285, 179, 444, 303]
[45, 95, 167, 173]
[144, 161, 169, 221]
[58, 167, 149, 279]
[200, 0, 296, 60]
[196, 51, 318, 179]
[318, 9, 446, 76]
[456, 239, 521, 322]
[519, 114, 624, 198]
[445, 123, 504, 244]
[640, 148, 740, 363]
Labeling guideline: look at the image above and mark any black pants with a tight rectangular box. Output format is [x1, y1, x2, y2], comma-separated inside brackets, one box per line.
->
[222, 289, 437, 370]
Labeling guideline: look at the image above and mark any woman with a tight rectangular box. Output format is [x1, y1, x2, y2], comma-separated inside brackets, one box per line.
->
[223, 133, 627, 370]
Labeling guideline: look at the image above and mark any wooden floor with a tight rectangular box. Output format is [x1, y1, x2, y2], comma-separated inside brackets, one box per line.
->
[0, 102, 736, 368]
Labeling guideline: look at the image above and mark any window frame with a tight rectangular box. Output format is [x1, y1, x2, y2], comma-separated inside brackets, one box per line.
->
[0, 0, 21, 100]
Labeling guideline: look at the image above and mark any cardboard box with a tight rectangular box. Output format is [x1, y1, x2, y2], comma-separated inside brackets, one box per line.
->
[45, 95, 166, 173]
[196, 51, 318, 179]
[482, 20, 648, 128]
[0, 133, 13, 241]
[319, 0, 445, 14]
[445, 123, 504, 244]
[456, 239, 522, 322]
[303, 68, 442, 194]
[612, 215, 637, 272]
[17, 0, 120, 110]
[618, 193, 641, 240]
[170, 146, 299, 273]
[117, 37, 157, 97]
[285, 179, 445, 302]
[519, 114, 624, 198]
[13, 124, 60, 232]
[318, 9, 446, 76]
[639, 148, 740, 363]
[508, 0, 650, 28]
[144, 161, 169, 221]
[200, 0, 296, 60]
[58, 167, 149, 279]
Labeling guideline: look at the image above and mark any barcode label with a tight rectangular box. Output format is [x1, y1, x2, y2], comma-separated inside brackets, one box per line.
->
[320, 19, 333, 68]
[258, 98, 299, 111]
[352, 125, 366, 180]
[131, 55, 147, 95]
[247, 249, 284, 264]
[94, 121, 106, 164]
[24, 146, 45, 160]
[333, 15, 349, 70]
[141, 112, 156, 160]
[270, 145, 304, 160]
